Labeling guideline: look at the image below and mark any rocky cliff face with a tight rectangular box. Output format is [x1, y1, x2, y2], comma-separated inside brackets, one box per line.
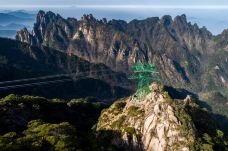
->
[16, 11, 228, 92]
[0, 38, 132, 99]
[96, 83, 228, 151]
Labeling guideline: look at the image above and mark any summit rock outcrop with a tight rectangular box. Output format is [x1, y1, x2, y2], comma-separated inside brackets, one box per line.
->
[96, 83, 228, 151]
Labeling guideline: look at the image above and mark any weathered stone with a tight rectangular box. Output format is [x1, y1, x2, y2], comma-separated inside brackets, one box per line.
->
[97, 84, 197, 151]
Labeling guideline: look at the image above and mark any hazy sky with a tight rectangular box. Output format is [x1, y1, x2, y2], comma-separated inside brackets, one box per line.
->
[1, 0, 228, 35]
[1, 0, 228, 7]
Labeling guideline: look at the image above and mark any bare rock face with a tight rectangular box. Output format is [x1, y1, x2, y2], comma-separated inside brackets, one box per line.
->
[97, 83, 197, 151]
[16, 28, 35, 45]
[16, 11, 228, 92]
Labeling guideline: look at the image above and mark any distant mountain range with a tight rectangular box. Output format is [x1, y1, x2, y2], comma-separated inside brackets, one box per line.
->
[0, 13, 34, 24]
[0, 23, 29, 38]
[6, 10, 35, 19]
[0, 23, 27, 30]
[0, 30, 17, 39]
[0, 11, 35, 38]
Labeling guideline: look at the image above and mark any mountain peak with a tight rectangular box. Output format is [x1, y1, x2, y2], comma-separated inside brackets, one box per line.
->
[16, 27, 34, 44]
[161, 15, 173, 26]
[174, 14, 187, 24]
[81, 14, 96, 22]
[96, 83, 196, 150]
[36, 10, 61, 25]
[37, 10, 45, 16]
[96, 83, 227, 150]
[36, 10, 45, 22]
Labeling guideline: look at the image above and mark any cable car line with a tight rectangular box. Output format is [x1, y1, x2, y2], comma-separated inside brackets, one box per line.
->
[0, 69, 114, 86]
[0, 72, 130, 90]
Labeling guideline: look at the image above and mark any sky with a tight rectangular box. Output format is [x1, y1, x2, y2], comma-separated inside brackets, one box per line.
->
[1, 0, 228, 35]
[1, 0, 228, 7]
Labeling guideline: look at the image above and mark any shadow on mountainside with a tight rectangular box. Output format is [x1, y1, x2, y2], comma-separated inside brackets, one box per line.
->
[0, 78, 133, 100]
[164, 85, 212, 111]
[164, 85, 228, 136]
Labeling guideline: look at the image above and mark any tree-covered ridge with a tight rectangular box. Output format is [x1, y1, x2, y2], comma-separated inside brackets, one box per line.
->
[0, 120, 79, 151]
[0, 94, 108, 151]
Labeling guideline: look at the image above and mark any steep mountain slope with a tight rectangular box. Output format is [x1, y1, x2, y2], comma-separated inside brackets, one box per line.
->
[16, 11, 228, 93]
[0, 38, 132, 99]
[96, 83, 228, 151]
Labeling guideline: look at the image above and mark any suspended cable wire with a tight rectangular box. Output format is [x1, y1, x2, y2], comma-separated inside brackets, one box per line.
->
[0, 71, 130, 90]
[0, 69, 113, 85]
[0, 79, 73, 90]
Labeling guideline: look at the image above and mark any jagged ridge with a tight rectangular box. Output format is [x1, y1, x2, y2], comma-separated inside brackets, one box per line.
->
[16, 11, 228, 93]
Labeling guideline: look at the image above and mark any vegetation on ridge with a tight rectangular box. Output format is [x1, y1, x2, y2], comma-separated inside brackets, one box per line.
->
[0, 94, 110, 150]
